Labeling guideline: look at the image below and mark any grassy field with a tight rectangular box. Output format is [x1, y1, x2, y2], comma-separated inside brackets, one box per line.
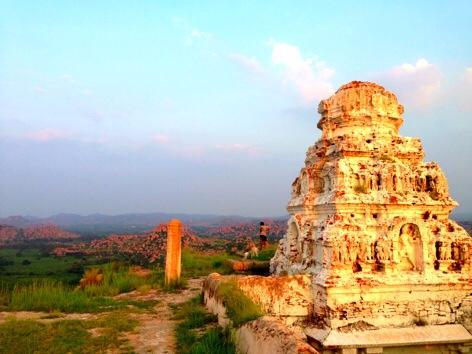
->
[0, 248, 96, 289]
[0, 247, 256, 352]
[181, 249, 233, 277]
[0, 311, 138, 353]
[0, 247, 235, 313]
[81, 263, 163, 297]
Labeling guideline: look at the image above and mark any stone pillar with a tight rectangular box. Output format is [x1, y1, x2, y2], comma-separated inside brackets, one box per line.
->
[165, 219, 183, 286]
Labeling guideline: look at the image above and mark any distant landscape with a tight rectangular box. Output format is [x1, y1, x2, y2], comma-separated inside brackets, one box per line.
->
[0, 212, 284, 352]
[0, 212, 287, 286]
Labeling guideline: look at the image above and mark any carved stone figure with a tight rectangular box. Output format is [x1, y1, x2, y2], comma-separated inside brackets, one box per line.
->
[338, 240, 350, 264]
[399, 224, 417, 270]
[451, 242, 461, 261]
[439, 241, 450, 261]
[460, 243, 471, 262]
[375, 237, 390, 262]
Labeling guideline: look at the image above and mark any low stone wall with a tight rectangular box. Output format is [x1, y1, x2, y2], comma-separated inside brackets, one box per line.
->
[202, 273, 319, 354]
[236, 274, 313, 321]
[236, 316, 318, 354]
[202, 273, 230, 327]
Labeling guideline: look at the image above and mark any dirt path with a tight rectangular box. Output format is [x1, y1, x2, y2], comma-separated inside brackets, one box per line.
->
[118, 277, 205, 354]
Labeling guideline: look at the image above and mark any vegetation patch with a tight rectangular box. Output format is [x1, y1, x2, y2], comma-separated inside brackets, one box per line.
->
[81, 262, 162, 297]
[3, 280, 120, 313]
[0, 248, 92, 289]
[1, 276, 161, 313]
[216, 279, 263, 327]
[163, 278, 188, 292]
[173, 295, 235, 354]
[182, 249, 233, 277]
[0, 312, 138, 354]
[253, 244, 277, 261]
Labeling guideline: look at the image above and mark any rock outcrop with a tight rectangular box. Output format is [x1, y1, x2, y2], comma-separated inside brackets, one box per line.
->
[0, 223, 79, 246]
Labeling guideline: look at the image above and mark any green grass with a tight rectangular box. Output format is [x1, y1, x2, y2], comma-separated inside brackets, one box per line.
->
[216, 279, 262, 327]
[1, 273, 165, 313]
[0, 258, 169, 313]
[253, 244, 277, 261]
[162, 278, 188, 292]
[3, 280, 122, 313]
[0, 248, 87, 289]
[189, 328, 235, 354]
[174, 295, 235, 354]
[0, 312, 138, 354]
[182, 249, 233, 277]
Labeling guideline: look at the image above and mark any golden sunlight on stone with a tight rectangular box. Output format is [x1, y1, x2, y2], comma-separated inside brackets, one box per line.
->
[204, 81, 472, 354]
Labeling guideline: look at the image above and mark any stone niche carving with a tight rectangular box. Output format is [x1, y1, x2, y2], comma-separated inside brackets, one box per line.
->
[270, 81, 472, 330]
[397, 223, 423, 271]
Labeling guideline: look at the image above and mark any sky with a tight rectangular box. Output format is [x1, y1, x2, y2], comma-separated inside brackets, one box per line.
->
[0, 1, 471, 218]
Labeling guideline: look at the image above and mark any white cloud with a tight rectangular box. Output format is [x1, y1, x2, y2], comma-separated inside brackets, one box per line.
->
[378, 58, 442, 108]
[152, 133, 170, 144]
[24, 129, 68, 142]
[229, 53, 266, 76]
[215, 143, 263, 156]
[269, 40, 335, 103]
[172, 17, 213, 46]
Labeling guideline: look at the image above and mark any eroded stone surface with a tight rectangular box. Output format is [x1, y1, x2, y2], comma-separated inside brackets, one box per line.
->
[237, 316, 319, 354]
[165, 219, 182, 285]
[268, 81, 472, 330]
[203, 81, 472, 353]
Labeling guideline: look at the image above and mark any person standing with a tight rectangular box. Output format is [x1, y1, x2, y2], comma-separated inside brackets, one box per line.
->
[259, 221, 270, 249]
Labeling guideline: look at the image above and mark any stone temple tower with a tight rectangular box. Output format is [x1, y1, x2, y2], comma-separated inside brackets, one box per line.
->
[270, 81, 472, 332]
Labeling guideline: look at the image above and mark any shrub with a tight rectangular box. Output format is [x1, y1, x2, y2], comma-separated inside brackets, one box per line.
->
[67, 262, 85, 274]
[79, 268, 104, 289]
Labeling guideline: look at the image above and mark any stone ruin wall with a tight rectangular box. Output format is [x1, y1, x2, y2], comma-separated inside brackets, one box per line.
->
[269, 81, 472, 330]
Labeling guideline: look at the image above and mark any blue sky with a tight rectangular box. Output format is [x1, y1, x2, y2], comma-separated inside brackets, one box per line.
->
[0, 1, 471, 217]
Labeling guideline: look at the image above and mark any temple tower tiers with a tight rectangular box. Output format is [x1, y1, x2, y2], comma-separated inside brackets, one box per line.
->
[270, 81, 472, 329]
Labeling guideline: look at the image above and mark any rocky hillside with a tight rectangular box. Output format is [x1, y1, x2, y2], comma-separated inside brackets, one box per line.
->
[192, 219, 287, 240]
[0, 224, 79, 246]
[53, 224, 204, 264]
